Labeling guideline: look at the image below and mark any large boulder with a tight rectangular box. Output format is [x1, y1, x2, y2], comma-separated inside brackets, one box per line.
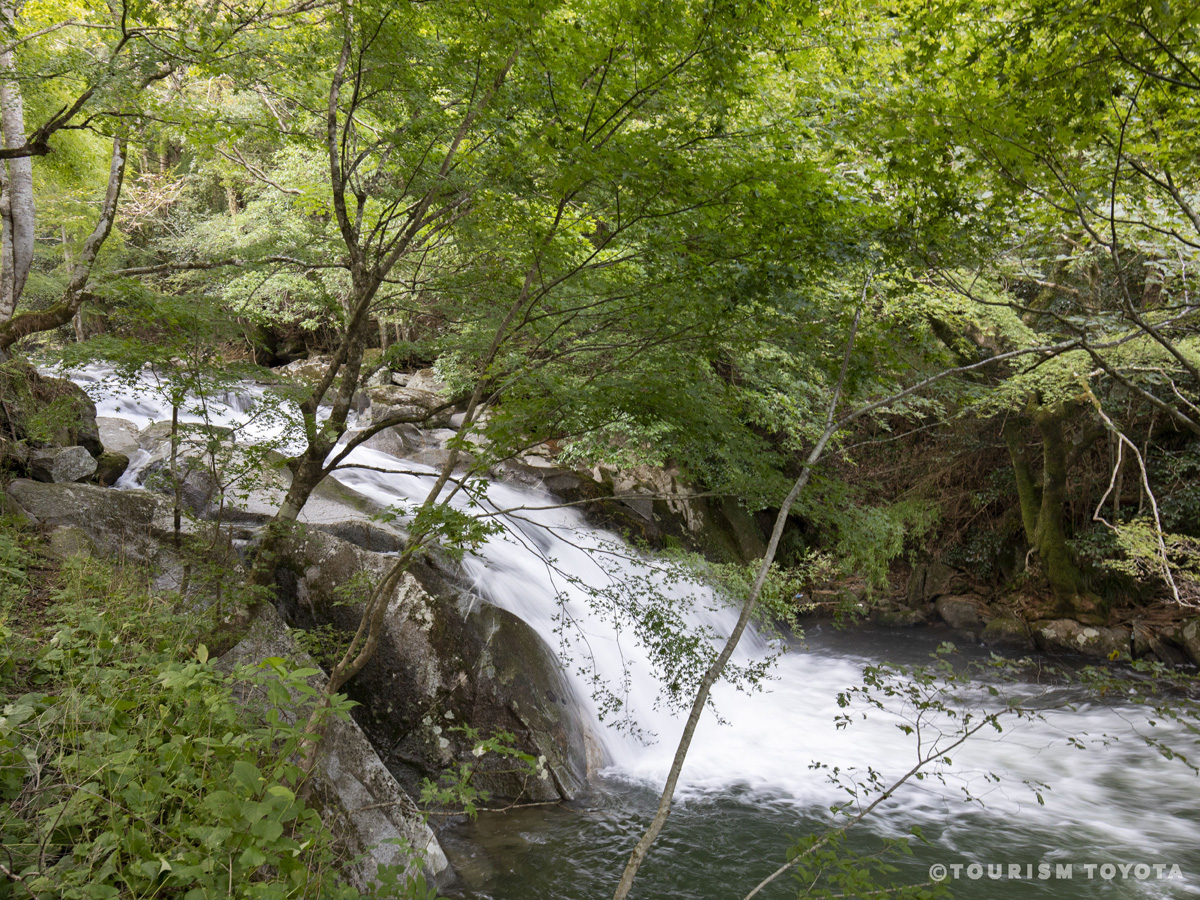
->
[1176, 618, 1200, 668]
[1132, 620, 1189, 666]
[365, 384, 453, 429]
[495, 457, 767, 564]
[6, 479, 174, 566]
[981, 614, 1035, 652]
[272, 529, 596, 803]
[935, 595, 985, 632]
[216, 603, 449, 891]
[1033, 619, 1131, 659]
[0, 360, 101, 467]
[97, 416, 140, 455]
[30, 445, 97, 483]
[906, 561, 962, 609]
[278, 355, 334, 382]
[137, 443, 397, 535]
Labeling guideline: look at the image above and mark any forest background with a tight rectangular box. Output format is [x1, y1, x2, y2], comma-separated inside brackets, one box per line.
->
[1, 0, 1199, 897]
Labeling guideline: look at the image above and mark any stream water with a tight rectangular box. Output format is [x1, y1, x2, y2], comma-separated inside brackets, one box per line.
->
[70, 367, 1200, 899]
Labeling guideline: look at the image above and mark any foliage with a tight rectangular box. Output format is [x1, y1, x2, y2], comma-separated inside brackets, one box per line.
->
[0, 527, 447, 899]
[0, 559, 360, 898]
[783, 831, 947, 900]
[660, 547, 834, 634]
[800, 480, 941, 590]
[417, 724, 544, 821]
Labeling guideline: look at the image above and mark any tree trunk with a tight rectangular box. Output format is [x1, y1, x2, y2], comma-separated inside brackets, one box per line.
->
[0, 138, 126, 351]
[1003, 401, 1096, 617]
[0, 3, 33, 324]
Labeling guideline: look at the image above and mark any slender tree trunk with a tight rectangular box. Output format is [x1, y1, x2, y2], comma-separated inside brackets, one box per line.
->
[1003, 418, 1041, 545]
[0, 2, 33, 324]
[0, 137, 126, 351]
[171, 402, 182, 548]
[612, 304, 865, 900]
[1031, 403, 1086, 605]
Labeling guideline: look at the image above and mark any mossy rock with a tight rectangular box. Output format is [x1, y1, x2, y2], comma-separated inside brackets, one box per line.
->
[0, 359, 100, 468]
[93, 451, 130, 487]
[981, 614, 1034, 652]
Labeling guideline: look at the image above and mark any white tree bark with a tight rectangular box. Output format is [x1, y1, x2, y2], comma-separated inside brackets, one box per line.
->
[0, 1, 33, 323]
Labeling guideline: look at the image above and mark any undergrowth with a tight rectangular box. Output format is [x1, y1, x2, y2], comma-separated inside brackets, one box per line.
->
[0, 518, 434, 899]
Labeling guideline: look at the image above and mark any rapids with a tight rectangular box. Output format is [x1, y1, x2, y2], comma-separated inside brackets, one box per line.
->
[69, 366, 1200, 899]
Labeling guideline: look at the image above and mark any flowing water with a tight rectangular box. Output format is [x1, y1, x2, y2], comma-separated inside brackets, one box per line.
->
[70, 367, 1200, 899]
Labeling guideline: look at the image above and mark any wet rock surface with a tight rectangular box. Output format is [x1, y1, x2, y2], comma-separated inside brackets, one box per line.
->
[273, 529, 596, 804]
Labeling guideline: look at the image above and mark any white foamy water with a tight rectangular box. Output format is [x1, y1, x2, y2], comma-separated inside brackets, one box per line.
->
[68, 366, 1200, 891]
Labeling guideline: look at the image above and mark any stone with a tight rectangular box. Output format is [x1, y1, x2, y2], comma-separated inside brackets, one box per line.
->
[0, 491, 30, 525]
[363, 423, 423, 458]
[311, 520, 407, 554]
[365, 385, 452, 429]
[1034, 619, 1131, 659]
[215, 603, 448, 890]
[273, 529, 595, 803]
[935, 595, 985, 631]
[981, 615, 1035, 651]
[137, 445, 392, 533]
[1132, 621, 1188, 666]
[137, 420, 175, 451]
[6, 479, 175, 567]
[405, 368, 447, 395]
[278, 354, 333, 382]
[45, 526, 95, 560]
[1178, 618, 1200, 668]
[923, 561, 958, 600]
[30, 445, 98, 483]
[97, 416, 140, 455]
[93, 451, 130, 486]
[0, 360, 101, 468]
[875, 607, 927, 627]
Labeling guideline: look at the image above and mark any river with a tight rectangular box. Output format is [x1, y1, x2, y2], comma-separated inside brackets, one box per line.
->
[70, 366, 1200, 899]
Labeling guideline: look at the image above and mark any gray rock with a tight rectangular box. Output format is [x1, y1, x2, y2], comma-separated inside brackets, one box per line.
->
[6, 479, 174, 566]
[97, 416, 140, 455]
[30, 445, 98, 483]
[311, 520, 407, 554]
[1034, 619, 1131, 659]
[405, 368, 446, 395]
[45, 526, 95, 560]
[0, 361, 100, 463]
[366, 385, 452, 430]
[876, 607, 927, 627]
[362, 427, 418, 458]
[908, 561, 960, 609]
[138, 445, 393, 534]
[981, 615, 1034, 651]
[365, 368, 391, 388]
[273, 529, 596, 803]
[1132, 621, 1188, 666]
[1178, 618, 1200, 667]
[935, 595, 985, 631]
[279, 355, 333, 382]
[93, 451, 129, 486]
[363, 423, 423, 458]
[216, 603, 448, 889]
[137, 420, 175, 451]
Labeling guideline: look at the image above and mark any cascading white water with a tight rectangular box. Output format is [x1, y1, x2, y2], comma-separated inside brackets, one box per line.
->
[68, 367, 1200, 896]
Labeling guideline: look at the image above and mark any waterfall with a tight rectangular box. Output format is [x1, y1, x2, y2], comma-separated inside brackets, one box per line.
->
[68, 366, 1200, 896]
